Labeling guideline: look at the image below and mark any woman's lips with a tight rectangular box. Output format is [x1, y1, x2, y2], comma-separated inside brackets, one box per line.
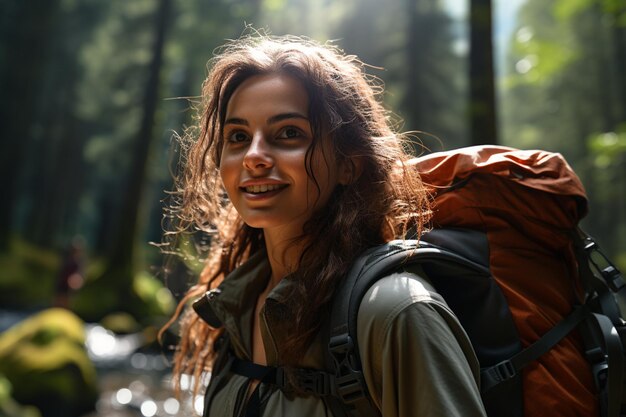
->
[242, 183, 287, 194]
[239, 182, 288, 200]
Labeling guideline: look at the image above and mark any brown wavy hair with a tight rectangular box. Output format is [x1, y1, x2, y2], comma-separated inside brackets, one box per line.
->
[163, 34, 431, 396]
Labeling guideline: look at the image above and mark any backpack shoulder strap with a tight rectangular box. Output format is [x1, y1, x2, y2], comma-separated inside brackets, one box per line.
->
[572, 229, 626, 417]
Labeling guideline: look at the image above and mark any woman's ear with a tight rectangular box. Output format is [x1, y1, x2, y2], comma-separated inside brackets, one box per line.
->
[338, 156, 363, 185]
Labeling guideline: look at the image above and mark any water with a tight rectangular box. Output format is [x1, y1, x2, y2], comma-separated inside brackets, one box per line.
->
[83, 324, 205, 417]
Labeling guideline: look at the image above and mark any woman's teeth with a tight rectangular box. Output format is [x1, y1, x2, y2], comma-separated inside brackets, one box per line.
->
[245, 184, 283, 194]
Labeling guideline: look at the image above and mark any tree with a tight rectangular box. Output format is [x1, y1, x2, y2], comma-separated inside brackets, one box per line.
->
[96, 0, 173, 314]
[468, 0, 497, 144]
[402, 0, 466, 150]
[0, 0, 61, 250]
[321, 0, 465, 151]
[20, 1, 105, 249]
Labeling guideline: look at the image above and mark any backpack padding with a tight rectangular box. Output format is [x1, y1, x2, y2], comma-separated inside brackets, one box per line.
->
[421, 229, 523, 417]
[421, 229, 523, 367]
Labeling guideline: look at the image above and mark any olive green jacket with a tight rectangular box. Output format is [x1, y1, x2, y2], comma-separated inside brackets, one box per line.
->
[202, 249, 487, 417]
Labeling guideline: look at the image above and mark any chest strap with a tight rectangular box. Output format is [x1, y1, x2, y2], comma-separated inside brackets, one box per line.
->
[229, 354, 334, 396]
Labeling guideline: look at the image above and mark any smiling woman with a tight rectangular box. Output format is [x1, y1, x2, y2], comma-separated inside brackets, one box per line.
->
[163, 34, 486, 417]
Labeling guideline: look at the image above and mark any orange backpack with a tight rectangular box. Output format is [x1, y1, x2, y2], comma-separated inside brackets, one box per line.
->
[414, 145, 622, 416]
[320, 146, 625, 417]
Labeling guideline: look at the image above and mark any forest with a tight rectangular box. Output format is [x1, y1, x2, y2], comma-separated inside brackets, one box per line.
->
[0, 0, 624, 416]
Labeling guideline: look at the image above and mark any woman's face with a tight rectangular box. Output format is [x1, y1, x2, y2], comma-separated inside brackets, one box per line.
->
[219, 73, 347, 238]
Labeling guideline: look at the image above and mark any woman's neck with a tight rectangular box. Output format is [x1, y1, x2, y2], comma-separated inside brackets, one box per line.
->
[263, 229, 306, 288]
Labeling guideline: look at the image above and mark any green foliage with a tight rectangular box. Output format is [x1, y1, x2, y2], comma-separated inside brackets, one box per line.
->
[0, 309, 97, 417]
[555, 0, 626, 23]
[511, 37, 577, 83]
[99, 312, 141, 334]
[134, 271, 175, 316]
[0, 238, 60, 307]
[589, 126, 626, 166]
[554, 0, 593, 20]
[69, 279, 120, 323]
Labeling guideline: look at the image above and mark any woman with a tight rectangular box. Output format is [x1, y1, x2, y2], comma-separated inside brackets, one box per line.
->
[166, 34, 486, 417]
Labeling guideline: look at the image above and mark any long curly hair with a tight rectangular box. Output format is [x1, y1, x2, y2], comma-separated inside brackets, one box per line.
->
[164, 34, 431, 396]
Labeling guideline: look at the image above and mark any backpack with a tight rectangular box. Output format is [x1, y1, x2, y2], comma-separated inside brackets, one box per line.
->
[321, 145, 626, 417]
[199, 145, 626, 417]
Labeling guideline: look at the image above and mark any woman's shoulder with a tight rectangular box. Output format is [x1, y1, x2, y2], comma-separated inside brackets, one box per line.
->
[354, 267, 474, 355]
[353, 268, 484, 415]
[356, 268, 454, 325]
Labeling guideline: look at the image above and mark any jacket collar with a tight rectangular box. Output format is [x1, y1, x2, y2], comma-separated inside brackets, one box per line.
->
[203, 248, 323, 367]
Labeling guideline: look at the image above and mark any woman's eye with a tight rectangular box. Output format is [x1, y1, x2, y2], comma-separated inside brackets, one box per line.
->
[228, 131, 249, 143]
[278, 127, 303, 139]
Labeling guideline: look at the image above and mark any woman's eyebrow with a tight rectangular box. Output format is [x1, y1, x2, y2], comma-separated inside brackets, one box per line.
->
[224, 117, 248, 126]
[267, 112, 309, 124]
[223, 113, 308, 126]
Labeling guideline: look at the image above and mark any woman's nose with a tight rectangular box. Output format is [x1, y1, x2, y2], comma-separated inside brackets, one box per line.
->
[242, 132, 273, 171]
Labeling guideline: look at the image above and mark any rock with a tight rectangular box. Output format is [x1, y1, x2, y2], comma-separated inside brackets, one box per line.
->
[0, 308, 98, 417]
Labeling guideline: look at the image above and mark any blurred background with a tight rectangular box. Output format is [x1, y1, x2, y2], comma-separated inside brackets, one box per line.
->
[0, 0, 624, 416]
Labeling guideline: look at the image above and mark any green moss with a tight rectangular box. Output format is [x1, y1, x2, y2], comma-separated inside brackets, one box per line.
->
[0, 309, 97, 416]
[100, 311, 140, 334]
[0, 238, 60, 307]
[0, 374, 42, 417]
[71, 269, 174, 324]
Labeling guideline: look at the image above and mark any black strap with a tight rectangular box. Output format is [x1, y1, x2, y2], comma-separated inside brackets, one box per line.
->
[231, 357, 278, 382]
[574, 229, 624, 324]
[481, 306, 589, 393]
[229, 358, 277, 417]
[572, 229, 626, 417]
[230, 355, 334, 396]
[244, 382, 263, 417]
[584, 313, 624, 417]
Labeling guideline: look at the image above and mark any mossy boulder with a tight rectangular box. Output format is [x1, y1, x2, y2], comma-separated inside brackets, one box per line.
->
[0, 374, 42, 417]
[0, 238, 60, 308]
[0, 308, 97, 417]
[71, 269, 174, 324]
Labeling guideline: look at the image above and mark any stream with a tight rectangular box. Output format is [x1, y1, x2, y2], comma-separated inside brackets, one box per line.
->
[81, 324, 205, 417]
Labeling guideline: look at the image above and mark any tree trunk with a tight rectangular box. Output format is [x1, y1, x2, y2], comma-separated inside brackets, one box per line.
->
[405, 0, 423, 134]
[99, 0, 172, 306]
[469, 0, 498, 145]
[0, 0, 60, 249]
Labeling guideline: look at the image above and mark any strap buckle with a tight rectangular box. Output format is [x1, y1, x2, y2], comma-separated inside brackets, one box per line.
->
[481, 359, 517, 393]
[584, 237, 625, 292]
[329, 334, 369, 404]
[493, 360, 517, 381]
[275, 367, 333, 396]
[299, 369, 333, 396]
